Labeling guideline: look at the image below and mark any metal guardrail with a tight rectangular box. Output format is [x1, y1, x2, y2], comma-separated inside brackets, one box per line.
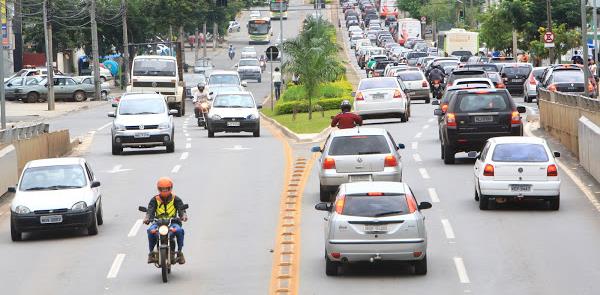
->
[0, 123, 49, 144]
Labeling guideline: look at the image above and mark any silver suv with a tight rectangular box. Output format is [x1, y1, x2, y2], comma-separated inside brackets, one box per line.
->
[108, 93, 177, 155]
[311, 128, 405, 202]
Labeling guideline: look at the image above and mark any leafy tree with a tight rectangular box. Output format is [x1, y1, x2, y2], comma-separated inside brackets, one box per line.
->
[478, 5, 514, 51]
[397, 0, 422, 19]
[530, 24, 581, 64]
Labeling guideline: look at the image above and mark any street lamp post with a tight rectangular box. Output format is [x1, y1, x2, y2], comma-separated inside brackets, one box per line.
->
[582, 0, 590, 97]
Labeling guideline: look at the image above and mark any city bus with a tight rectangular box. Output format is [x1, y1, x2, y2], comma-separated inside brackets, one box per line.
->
[270, 0, 288, 20]
[248, 17, 272, 44]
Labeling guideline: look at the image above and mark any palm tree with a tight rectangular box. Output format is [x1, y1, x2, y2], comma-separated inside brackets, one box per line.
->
[282, 18, 344, 119]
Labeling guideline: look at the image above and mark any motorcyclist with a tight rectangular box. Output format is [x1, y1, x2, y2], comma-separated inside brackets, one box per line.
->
[228, 45, 235, 60]
[331, 100, 363, 129]
[366, 58, 377, 76]
[427, 65, 445, 97]
[193, 83, 210, 118]
[259, 55, 267, 70]
[144, 177, 188, 265]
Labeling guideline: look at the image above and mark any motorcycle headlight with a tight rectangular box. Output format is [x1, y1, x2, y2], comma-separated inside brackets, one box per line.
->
[211, 114, 222, 120]
[114, 123, 126, 131]
[71, 201, 87, 211]
[15, 205, 31, 214]
[247, 113, 257, 120]
[158, 122, 170, 129]
[158, 225, 169, 236]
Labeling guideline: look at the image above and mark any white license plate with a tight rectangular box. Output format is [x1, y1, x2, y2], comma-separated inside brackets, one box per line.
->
[474, 116, 494, 123]
[350, 174, 372, 182]
[134, 132, 150, 138]
[40, 215, 63, 224]
[364, 224, 388, 232]
[510, 184, 531, 192]
[511, 79, 523, 83]
[372, 94, 385, 99]
[227, 121, 241, 127]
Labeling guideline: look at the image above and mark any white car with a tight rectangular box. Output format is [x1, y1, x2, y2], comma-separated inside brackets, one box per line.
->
[523, 66, 546, 103]
[9, 157, 104, 241]
[228, 20, 241, 32]
[206, 91, 261, 137]
[452, 77, 496, 89]
[473, 136, 561, 210]
[353, 77, 410, 122]
[241, 46, 257, 59]
[395, 70, 431, 102]
[315, 182, 432, 276]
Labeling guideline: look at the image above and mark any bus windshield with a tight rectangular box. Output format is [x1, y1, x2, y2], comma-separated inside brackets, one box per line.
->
[270, 1, 288, 11]
[248, 21, 270, 35]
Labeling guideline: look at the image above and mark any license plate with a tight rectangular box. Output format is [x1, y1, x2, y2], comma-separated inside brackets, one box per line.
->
[511, 79, 523, 83]
[510, 184, 532, 192]
[40, 215, 63, 224]
[408, 91, 416, 95]
[227, 121, 241, 127]
[364, 224, 388, 232]
[372, 94, 385, 99]
[350, 174, 372, 182]
[474, 116, 494, 123]
[134, 132, 150, 138]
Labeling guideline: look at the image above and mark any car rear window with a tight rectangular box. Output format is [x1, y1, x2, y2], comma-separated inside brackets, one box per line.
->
[553, 70, 584, 83]
[328, 135, 391, 155]
[397, 71, 423, 81]
[358, 79, 398, 90]
[502, 66, 531, 76]
[492, 143, 549, 162]
[456, 93, 510, 112]
[465, 65, 499, 72]
[342, 194, 408, 217]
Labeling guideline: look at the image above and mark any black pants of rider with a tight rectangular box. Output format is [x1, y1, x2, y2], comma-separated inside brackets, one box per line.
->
[274, 82, 282, 100]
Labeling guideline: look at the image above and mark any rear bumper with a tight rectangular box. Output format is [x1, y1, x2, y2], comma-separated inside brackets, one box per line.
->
[406, 89, 430, 100]
[12, 209, 94, 232]
[479, 179, 561, 197]
[326, 239, 426, 262]
[319, 167, 402, 188]
[445, 126, 523, 152]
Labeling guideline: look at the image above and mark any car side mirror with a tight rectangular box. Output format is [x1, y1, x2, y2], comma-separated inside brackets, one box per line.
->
[8, 186, 16, 193]
[517, 106, 526, 114]
[182, 204, 189, 210]
[311, 146, 322, 153]
[169, 109, 179, 115]
[434, 109, 443, 116]
[554, 151, 561, 158]
[112, 103, 118, 107]
[234, 64, 238, 68]
[315, 202, 332, 211]
[91, 181, 101, 188]
[418, 202, 432, 210]
[241, 81, 248, 87]
[467, 151, 478, 159]
[256, 104, 263, 109]
[431, 100, 440, 105]
[107, 112, 116, 118]
[397, 143, 405, 149]
[6, 83, 12, 87]
[138, 206, 148, 213]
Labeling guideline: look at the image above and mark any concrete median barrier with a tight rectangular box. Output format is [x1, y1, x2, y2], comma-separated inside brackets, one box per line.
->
[579, 116, 600, 183]
[13, 130, 72, 175]
[0, 145, 18, 197]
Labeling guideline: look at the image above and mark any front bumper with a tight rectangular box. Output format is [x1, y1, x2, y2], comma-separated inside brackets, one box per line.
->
[238, 72, 261, 80]
[113, 129, 172, 148]
[326, 238, 426, 262]
[12, 209, 94, 232]
[319, 167, 402, 188]
[207, 118, 260, 133]
[479, 179, 560, 197]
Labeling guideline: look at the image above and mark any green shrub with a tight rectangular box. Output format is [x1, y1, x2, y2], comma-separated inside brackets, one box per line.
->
[280, 80, 353, 101]
[275, 97, 352, 114]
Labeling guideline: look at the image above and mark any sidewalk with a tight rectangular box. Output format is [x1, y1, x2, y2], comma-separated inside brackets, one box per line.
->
[4, 100, 109, 128]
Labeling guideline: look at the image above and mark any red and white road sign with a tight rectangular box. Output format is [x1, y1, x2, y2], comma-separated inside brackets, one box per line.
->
[544, 32, 555, 43]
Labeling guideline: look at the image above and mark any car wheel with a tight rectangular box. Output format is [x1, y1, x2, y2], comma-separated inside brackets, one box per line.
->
[258, 78, 261, 83]
[425, 97, 430, 104]
[443, 144, 455, 164]
[253, 128, 260, 137]
[320, 184, 331, 202]
[440, 144, 445, 159]
[11, 220, 22, 242]
[111, 143, 122, 155]
[208, 130, 215, 138]
[176, 102, 184, 117]
[101, 91, 108, 100]
[87, 207, 99, 235]
[413, 255, 427, 275]
[73, 90, 87, 102]
[400, 112, 408, 122]
[325, 257, 340, 276]
[549, 196, 560, 210]
[96, 201, 104, 225]
[26, 92, 39, 103]
[474, 188, 480, 201]
[479, 195, 490, 210]
[166, 132, 175, 153]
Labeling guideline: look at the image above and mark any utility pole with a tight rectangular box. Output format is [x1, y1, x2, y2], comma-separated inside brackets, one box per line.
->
[203, 23, 207, 59]
[121, 0, 129, 87]
[593, 0, 599, 94]
[582, 0, 590, 97]
[90, 0, 101, 100]
[546, 0, 554, 63]
[194, 27, 199, 62]
[13, 0, 22, 72]
[279, 1, 283, 63]
[213, 22, 217, 50]
[0, 0, 5, 129]
[43, 0, 54, 110]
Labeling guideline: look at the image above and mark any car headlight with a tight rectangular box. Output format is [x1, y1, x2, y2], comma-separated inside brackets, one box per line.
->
[158, 122, 170, 129]
[114, 123, 126, 131]
[211, 114, 222, 120]
[14, 205, 30, 214]
[247, 113, 257, 120]
[166, 95, 176, 101]
[71, 201, 87, 211]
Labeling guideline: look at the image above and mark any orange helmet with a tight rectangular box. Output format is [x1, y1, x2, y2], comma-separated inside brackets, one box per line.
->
[157, 177, 173, 198]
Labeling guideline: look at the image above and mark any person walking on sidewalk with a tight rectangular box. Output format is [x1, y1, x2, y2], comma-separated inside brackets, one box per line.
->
[273, 67, 283, 101]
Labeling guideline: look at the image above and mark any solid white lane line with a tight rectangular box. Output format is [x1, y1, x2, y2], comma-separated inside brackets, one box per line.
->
[185, 143, 191, 149]
[412, 153, 422, 162]
[97, 122, 112, 131]
[127, 219, 143, 238]
[415, 132, 422, 138]
[419, 168, 430, 179]
[428, 188, 440, 203]
[107, 254, 126, 279]
[441, 219, 456, 239]
[423, 124, 430, 129]
[411, 142, 418, 150]
[171, 165, 181, 173]
[453, 257, 471, 284]
[180, 152, 189, 160]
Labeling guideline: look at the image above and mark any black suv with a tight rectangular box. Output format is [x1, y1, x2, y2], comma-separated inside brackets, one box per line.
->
[500, 63, 532, 94]
[435, 89, 525, 164]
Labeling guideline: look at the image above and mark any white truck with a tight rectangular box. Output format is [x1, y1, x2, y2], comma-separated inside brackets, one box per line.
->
[127, 55, 186, 116]
[396, 18, 422, 46]
[437, 28, 479, 57]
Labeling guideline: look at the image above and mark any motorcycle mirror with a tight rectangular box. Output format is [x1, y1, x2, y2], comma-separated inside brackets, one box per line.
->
[182, 204, 189, 210]
[138, 206, 148, 213]
[431, 100, 440, 105]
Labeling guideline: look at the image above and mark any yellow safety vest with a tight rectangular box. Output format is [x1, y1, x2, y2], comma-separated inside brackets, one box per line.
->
[155, 195, 176, 219]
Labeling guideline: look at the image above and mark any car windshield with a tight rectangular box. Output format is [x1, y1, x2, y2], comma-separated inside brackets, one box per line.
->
[132, 58, 176, 77]
[553, 70, 584, 83]
[20, 165, 87, 191]
[328, 135, 390, 155]
[438, 61, 460, 68]
[209, 74, 240, 85]
[492, 143, 549, 162]
[397, 71, 423, 81]
[213, 94, 255, 108]
[452, 51, 472, 56]
[503, 66, 531, 76]
[457, 93, 509, 112]
[211, 86, 242, 94]
[359, 79, 397, 90]
[342, 194, 408, 217]
[118, 98, 165, 115]
[239, 59, 259, 67]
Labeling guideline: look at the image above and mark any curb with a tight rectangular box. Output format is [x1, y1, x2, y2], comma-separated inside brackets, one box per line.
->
[260, 112, 332, 143]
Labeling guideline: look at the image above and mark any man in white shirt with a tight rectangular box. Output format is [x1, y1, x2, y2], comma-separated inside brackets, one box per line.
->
[273, 67, 282, 100]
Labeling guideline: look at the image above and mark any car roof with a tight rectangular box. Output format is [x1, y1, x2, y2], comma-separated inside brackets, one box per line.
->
[330, 127, 388, 137]
[134, 55, 176, 61]
[341, 181, 407, 195]
[489, 136, 546, 145]
[121, 93, 164, 100]
[210, 70, 238, 75]
[215, 91, 252, 96]
[447, 84, 490, 91]
[25, 157, 85, 169]
[456, 88, 508, 94]
[453, 78, 493, 83]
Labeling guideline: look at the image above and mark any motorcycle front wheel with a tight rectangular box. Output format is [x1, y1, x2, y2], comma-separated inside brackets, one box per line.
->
[160, 248, 169, 283]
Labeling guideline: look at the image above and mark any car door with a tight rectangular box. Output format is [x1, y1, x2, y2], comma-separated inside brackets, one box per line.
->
[85, 162, 101, 205]
[53, 78, 68, 99]
[6, 77, 24, 98]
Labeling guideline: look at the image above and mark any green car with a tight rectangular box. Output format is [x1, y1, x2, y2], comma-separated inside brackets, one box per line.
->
[15, 76, 95, 103]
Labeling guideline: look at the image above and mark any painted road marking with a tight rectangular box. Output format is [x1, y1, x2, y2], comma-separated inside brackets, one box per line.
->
[413, 153, 422, 162]
[415, 132, 422, 138]
[454, 257, 471, 284]
[186, 138, 191, 141]
[184, 133, 190, 137]
[186, 143, 191, 149]
[107, 254, 126, 279]
[411, 142, 418, 150]
[180, 152, 189, 160]
[428, 118, 435, 123]
[423, 124, 430, 129]
[97, 122, 112, 131]
[106, 165, 132, 174]
[441, 219, 456, 239]
[428, 188, 440, 203]
[225, 145, 250, 151]
[127, 219, 143, 237]
[419, 168, 430, 179]
[171, 165, 181, 173]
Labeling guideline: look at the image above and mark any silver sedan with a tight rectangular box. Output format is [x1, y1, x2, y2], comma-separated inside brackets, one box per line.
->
[353, 77, 410, 122]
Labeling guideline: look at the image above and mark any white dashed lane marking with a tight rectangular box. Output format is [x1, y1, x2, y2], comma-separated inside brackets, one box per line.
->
[106, 254, 126, 279]
[415, 132, 422, 138]
[127, 219, 143, 237]
[186, 143, 191, 149]
[418, 168, 430, 179]
[411, 142, 418, 150]
[428, 118, 435, 123]
[441, 219, 456, 239]
[97, 122, 112, 131]
[428, 188, 440, 203]
[186, 138, 191, 141]
[423, 124, 430, 129]
[454, 257, 471, 284]
[171, 165, 181, 173]
[180, 152, 189, 160]
[412, 153, 422, 162]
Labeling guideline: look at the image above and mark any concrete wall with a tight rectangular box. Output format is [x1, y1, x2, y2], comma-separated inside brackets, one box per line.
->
[579, 116, 600, 182]
[12, 130, 71, 175]
[0, 145, 18, 197]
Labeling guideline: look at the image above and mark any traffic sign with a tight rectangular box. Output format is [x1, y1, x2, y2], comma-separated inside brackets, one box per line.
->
[420, 16, 427, 24]
[544, 32, 555, 43]
[266, 46, 279, 61]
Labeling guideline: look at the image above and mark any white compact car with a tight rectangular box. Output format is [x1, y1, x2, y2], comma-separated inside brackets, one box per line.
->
[207, 91, 261, 137]
[9, 158, 103, 241]
[473, 136, 561, 210]
[353, 77, 410, 122]
[315, 182, 432, 276]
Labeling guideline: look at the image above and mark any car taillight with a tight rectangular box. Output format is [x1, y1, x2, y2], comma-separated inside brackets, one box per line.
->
[335, 195, 346, 213]
[421, 80, 428, 87]
[373, 72, 380, 77]
[497, 83, 506, 88]
[384, 155, 398, 167]
[511, 111, 521, 124]
[441, 104, 448, 112]
[406, 194, 418, 213]
[393, 89, 403, 98]
[355, 92, 364, 101]
[446, 113, 456, 127]
[547, 164, 558, 176]
[323, 157, 336, 169]
[483, 164, 494, 176]
[548, 84, 557, 92]
[529, 75, 537, 85]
